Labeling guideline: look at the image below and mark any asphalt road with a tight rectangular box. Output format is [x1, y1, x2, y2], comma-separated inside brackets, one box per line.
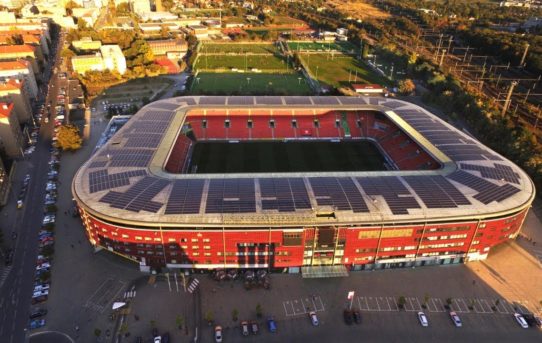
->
[0, 27, 63, 343]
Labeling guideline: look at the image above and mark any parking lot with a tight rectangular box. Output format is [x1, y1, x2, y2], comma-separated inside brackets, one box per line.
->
[283, 295, 325, 317]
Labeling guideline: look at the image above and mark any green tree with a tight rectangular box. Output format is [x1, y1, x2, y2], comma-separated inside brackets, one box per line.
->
[94, 328, 101, 337]
[175, 315, 184, 329]
[232, 309, 239, 322]
[256, 303, 263, 318]
[204, 311, 214, 324]
[397, 296, 406, 309]
[57, 124, 83, 151]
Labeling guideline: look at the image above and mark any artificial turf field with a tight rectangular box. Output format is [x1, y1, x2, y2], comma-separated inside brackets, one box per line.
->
[188, 140, 386, 173]
[189, 72, 313, 95]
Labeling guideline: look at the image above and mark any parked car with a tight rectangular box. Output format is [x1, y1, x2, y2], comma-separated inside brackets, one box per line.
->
[417, 311, 429, 327]
[214, 326, 222, 343]
[34, 284, 50, 292]
[161, 332, 170, 343]
[514, 313, 529, 329]
[32, 290, 49, 298]
[343, 309, 354, 325]
[31, 295, 47, 305]
[449, 311, 462, 327]
[250, 321, 258, 334]
[353, 310, 362, 324]
[36, 263, 51, 271]
[241, 320, 249, 336]
[29, 319, 45, 330]
[4, 249, 13, 266]
[29, 308, 47, 319]
[309, 311, 319, 326]
[267, 317, 277, 333]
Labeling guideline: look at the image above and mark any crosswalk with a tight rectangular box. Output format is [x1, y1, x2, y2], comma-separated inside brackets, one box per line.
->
[123, 290, 137, 299]
[0, 266, 12, 287]
[187, 278, 200, 293]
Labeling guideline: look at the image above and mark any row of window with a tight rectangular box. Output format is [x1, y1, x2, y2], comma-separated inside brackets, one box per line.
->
[201, 118, 353, 130]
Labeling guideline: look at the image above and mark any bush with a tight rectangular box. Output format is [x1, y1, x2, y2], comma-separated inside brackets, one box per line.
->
[232, 309, 238, 322]
[397, 296, 406, 309]
[57, 124, 82, 151]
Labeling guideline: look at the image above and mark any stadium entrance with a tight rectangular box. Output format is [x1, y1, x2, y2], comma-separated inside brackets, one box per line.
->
[304, 227, 345, 266]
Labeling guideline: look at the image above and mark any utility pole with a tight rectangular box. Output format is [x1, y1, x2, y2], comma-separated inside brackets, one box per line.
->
[439, 49, 446, 67]
[519, 43, 530, 67]
[501, 81, 517, 116]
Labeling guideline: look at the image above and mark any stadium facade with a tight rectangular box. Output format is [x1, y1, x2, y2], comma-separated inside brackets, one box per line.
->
[72, 96, 535, 273]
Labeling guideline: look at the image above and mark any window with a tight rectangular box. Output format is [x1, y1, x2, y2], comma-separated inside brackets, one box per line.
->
[269, 119, 275, 128]
[192, 246, 199, 250]
[135, 236, 143, 241]
[291, 119, 297, 128]
[247, 120, 253, 129]
[335, 119, 341, 128]
[283, 232, 302, 246]
[191, 238, 198, 243]
[168, 238, 175, 242]
[203, 238, 210, 243]
[224, 119, 230, 128]
[204, 252, 211, 257]
[122, 234, 129, 238]
[193, 252, 200, 256]
[204, 246, 211, 250]
[202, 120, 207, 129]
[356, 120, 362, 128]
[181, 238, 188, 243]
[313, 119, 320, 128]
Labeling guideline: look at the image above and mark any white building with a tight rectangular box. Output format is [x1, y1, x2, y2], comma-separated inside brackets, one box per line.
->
[131, 0, 151, 15]
[100, 45, 126, 75]
[0, 60, 38, 99]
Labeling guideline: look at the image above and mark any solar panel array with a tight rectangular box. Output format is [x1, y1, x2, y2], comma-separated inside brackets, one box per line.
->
[358, 176, 421, 215]
[461, 163, 520, 184]
[99, 176, 169, 213]
[447, 170, 520, 204]
[205, 179, 256, 213]
[80, 96, 531, 220]
[260, 178, 311, 212]
[403, 175, 471, 208]
[309, 177, 369, 213]
[88, 169, 146, 193]
[396, 109, 501, 161]
[99, 149, 154, 167]
[164, 179, 205, 215]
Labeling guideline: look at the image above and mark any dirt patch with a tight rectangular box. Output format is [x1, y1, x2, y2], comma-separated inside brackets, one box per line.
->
[327, 0, 390, 20]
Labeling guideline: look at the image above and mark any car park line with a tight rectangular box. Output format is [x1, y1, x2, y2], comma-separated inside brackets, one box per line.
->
[386, 297, 399, 311]
[357, 296, 370, 311]
[496, 299, 515, 314]
[376, 297, 390, 311]
[283, 301, 295, 316]
[427, 298, 445, 312]
[452, 298, 469, 313]
[405, 297, 422, 312]
[283, 296, 325, 317]
[478, 299, 494, 313]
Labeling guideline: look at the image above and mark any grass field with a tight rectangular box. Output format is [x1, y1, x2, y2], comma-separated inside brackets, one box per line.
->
[300, 53, 389, 88]
[200, 43, 280, 54]
[188, 140, 385, 173]
[194, 54, 289, 71]
[189, 72, 313, 96]
[287, 41, 359, 54]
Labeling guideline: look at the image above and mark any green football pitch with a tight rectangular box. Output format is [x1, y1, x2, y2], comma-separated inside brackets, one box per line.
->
[188, 140, 386, 173]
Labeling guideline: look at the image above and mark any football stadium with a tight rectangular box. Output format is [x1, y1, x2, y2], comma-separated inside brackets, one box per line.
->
[72, 96, 535, 274]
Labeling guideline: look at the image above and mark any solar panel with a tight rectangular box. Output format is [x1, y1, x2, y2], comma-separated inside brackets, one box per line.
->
[338, 97, 367, 105]
[357, 176, 421, 215]
[88, 169, 146, 193]
[259, 178, 311, 212]
[199, 96, 227, 105]
[153, 102, 179, 111]
[205, 179, 256, 213]
[403, 175, 470, 208]
[88, 160, 108, 168]
[309, 177, 369, 213]
[164, 179, 205, 214]
[123, 134, 163, 148]
[312, 97, 340, 105]
[228, 97, 254, 105]
[255, 96, 283, 105]
[439, 145, 502, 161]
[447, 170, 520, 204]
[284, 97, 312, 105]
[140, 111, 174, 121]
[173, 97, 196, 105]
[381, 100, 404, 109]
[99, 176, 169, 213]
[128, 121, 170, 133]
[99, 149, 154, 168]
[461, 163, 520, 184]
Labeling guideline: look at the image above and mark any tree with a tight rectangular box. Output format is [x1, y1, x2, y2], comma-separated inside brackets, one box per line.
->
[397, 296, 406, 309]
[256, 303, 263, 318]
[445, 297, 453, 310]
[175, 315, 184, 330]
[398, 79, 416, 95]
[57, 124, 82, 151]
[204, 311, 214, 324]
[94, 328, 102, 337]
[232, 309, 239, 322]
[61, 48, 75, 58]
[362, 43, 370, 59]
[422, 293, 430, 309]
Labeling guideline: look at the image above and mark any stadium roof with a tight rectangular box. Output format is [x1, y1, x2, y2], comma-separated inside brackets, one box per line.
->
[72, 96, 535, 228]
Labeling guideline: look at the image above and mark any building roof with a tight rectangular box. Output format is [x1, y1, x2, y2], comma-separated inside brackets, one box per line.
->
[0, 60, 30, 71]
[72, 96, 535, 228]
[0, 78, 24, 91]
[0, 102, 13, 118]
[0, 44, 35, 54]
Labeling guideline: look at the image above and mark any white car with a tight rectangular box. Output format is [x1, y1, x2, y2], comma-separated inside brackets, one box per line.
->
[36, 263, 50, 270]
[449, 311, 462, 327]
[153, 336, 161, 343]
[34, 284, 50, 291]
[514, 313, 529, 329]
[42, 215, 55, 225]
[417, 311, 429, 327]
[214, 326, 222, 343]
[309, 311, 319, 326]
[32, 290, 49, 298]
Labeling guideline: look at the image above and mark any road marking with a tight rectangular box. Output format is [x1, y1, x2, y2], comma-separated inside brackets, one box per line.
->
[357, 297, 369, 311]
[377, 297, 389, 311]
[405, 297, 421, 312]
[478, 299, 493, 313]
[452, 298, 469, 313]
[387, 297, 399, 311]
[84, 278, 125, 313]
[283, 296, 324, 316]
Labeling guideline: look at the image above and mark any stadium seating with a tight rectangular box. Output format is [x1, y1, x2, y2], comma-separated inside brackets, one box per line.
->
[165, 134, 193, 173]
[182, 110, 439, 171]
